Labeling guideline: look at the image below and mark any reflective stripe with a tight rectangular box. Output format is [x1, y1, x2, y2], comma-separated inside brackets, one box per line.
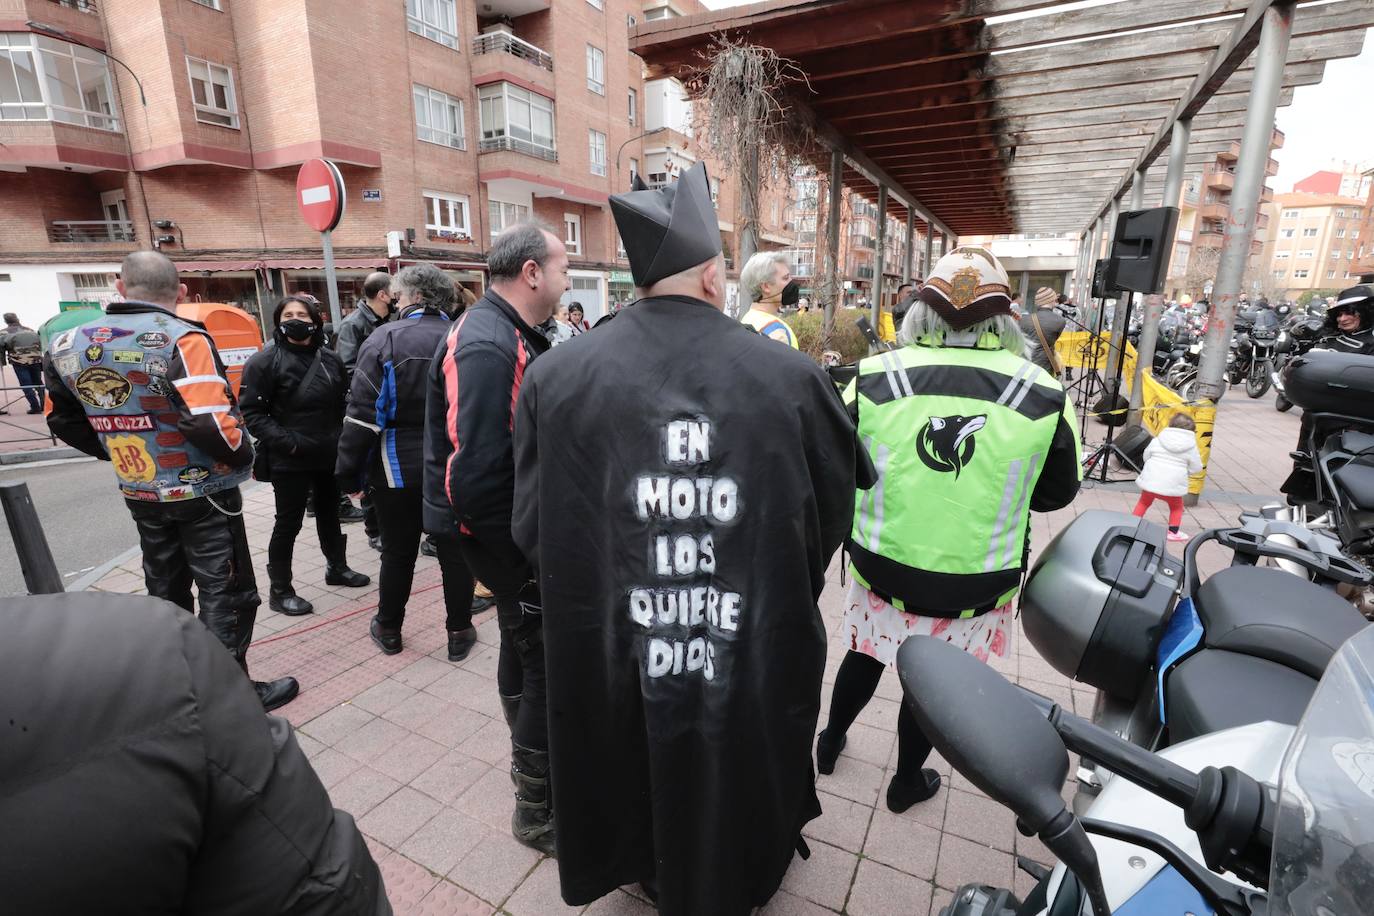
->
[866, 442, 892, 552]
[189, 404, 230, 416]
[877, 353, 903, 401]
[995, 362, 1034, 406]
[883, 352, 915, 397]
[344, 415, 381, 433]
[984, 459, 1023, 572]
[1007, 373, 1038, 413]
[173, 374, 227, 387]
[1002, 454, 1041, 568]
[383, 428, 403, 488]
[855, 435, 874, 545]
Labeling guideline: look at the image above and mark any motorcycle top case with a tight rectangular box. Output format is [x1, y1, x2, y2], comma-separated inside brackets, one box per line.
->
[1022, 510, 1182, 700]
[1284, 350, 1374, 421]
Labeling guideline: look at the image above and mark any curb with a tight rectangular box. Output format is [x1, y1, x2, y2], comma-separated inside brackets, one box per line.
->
[68, 543, 142, 592]
[0, 446, 83, 466]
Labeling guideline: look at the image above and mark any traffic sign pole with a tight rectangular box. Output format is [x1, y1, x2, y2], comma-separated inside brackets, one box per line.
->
[320, 229, 342, 327]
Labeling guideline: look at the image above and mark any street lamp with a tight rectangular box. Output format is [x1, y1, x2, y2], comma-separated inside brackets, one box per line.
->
[25, 20, 147, 106]
[615, 126, 668, 190]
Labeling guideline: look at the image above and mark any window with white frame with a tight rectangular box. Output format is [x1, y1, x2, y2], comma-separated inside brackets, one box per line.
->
[1353, 229, 1361, 239]
[1282, 209, 1299, 218]
[488, 199, 530, 238]
[1280, 228, 1295, 238]
[1328, 269, 1338, 279]
[627, 87, 637, 125]
[629, 157, 639, 182]
[709, 177, 720, 205]
[1298, 249, 1314, 258]
[187, 57, 239, 128]
[586, 45, 605, 94]
[587, 0, 603, 8]
[479, 83, 556, 158]
[589, 129, 607, 176]
[406, 0, 458, 49]
[1294, 268, 1309, 279]
[1336, 209, 1345, 218]
[0, 34, 119, 129]
[413, 84, 465, 149]
[563, 213, 581, 255]
[1348, 250, 1356, 259]
[1272, 270, 1286, 279]
[189, 0, 222, 8]
[1302, 227, 1319, 237]
[1331, 249, 1342, 259]
[1336, 227, 1346, 238]
[1275, 251, 1290, 260]
[423, 190, 470, 238]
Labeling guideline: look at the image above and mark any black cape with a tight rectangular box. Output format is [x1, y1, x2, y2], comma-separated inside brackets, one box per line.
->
[512, 295, 861, 916]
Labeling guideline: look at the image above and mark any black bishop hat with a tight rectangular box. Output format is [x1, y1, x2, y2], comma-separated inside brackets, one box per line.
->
[610, 160, 722, 288]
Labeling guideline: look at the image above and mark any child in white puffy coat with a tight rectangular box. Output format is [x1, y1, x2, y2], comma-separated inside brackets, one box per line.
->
[1132, 413, 1204, 541]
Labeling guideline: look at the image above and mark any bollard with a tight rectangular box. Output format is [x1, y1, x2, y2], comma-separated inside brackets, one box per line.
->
[0, 481, 64, 594]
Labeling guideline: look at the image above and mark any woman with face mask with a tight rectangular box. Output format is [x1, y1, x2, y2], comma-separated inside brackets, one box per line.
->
[740, 251, 801, 348]
[240, 295, 369, 616]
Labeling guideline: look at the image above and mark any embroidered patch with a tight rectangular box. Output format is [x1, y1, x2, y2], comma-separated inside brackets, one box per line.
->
[74, 367, 132, 410]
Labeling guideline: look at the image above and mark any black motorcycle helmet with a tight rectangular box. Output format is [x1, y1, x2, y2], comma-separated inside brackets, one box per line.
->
[1325, 286, 1374, 334]
[1276, 303, 1292, 318]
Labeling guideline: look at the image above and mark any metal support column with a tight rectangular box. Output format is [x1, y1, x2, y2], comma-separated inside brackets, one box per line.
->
[873, 185, 888, 336]
[739, 144, 760, 270]
[823, 149, 843, 334]
[923, 223, 934, 277]
[1086, 216, 1103, 331]
[902, 209, 914, 284]
[1105, 198, 1128, 406]
[1131, 121, 1192, 424]
[1122, 170, 1147, 423]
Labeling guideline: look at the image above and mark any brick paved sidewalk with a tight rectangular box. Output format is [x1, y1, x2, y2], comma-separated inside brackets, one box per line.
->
[82, 393, 1302, 915]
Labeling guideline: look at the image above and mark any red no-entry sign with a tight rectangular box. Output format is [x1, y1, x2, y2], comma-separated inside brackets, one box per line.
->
[296, 158, 346, 233]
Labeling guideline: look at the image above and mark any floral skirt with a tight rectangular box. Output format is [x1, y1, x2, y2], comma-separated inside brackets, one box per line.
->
[841, 580, 1014, 668]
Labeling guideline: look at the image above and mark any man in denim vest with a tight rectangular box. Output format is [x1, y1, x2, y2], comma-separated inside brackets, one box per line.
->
[45, 251, 298, 711]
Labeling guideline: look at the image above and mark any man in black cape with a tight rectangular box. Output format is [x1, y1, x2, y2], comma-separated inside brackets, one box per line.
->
[512, 161, 866, 915]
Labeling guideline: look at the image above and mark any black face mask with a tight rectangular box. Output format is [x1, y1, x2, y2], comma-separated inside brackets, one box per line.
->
[387, 297, 400, 315]
[780, 280, 801, 308]
[279, 319, 316, 341]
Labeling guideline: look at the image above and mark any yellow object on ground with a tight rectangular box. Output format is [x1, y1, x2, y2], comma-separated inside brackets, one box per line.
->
[877, 309, 896, 344]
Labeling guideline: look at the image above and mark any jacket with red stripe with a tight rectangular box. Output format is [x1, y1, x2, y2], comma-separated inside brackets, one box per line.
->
[423, 289, 550, 544]
[44, 301, 253, 502]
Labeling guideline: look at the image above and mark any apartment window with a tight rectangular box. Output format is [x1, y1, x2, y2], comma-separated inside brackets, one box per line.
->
[1336, 227, 1346, 238]
[1353, 229, 1361, 239]
[563, 213, 581, 255]
[587, 0, 604, 8]
[1280, 228, 1295, 239]
[589, 129, 607, 176]
[0, 34, 118, 129]
[629, 157, 639, 182]
[488, 200, 530, 238]
[1297, 249, 1314, 258]
[627, 87, 637, 125]
[479, 83, 556, 158]
[1302, 227, 1319, 237]
[189, 0, 222, 8]
[1282, 209, 1299, 218]
[1328, 269, 1338, 279]
[1331, 249, 1342, 259]
[413, 84, 465, 149]
[187, 57, 239, 128]
[586, 45, 605, 95]
[710, 177, 720, 205]
[1294, 269, 1309, 279]
[627, 13, 637, 26]
[423, 191, 470, 237]
[406, 0, 459, 49]
[1275, 251, 1289, 260]
[1336, 209, 1345, 219]
[1348, 250, 1356, 259]
[1272, 270, 1286, 280]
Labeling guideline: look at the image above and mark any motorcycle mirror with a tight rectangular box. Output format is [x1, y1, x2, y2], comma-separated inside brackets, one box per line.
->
[896, 637, 1069, 833]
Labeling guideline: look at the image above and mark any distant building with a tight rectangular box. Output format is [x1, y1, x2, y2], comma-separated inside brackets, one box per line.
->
[1292, 163, 1371, 201]
[1261, 192, 1366, 299]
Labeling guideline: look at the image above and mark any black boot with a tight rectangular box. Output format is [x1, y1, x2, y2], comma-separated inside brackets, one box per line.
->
[255, 676, 300, 711]
[816, 728, 847, 775]
[886, 769, 942, 813]
[324, 536, 370, 587]
[511, 742, 557, 856]
[267, 563, 313, 616]
[370, 617, 402, 655]
[447, 626, 477, 662]
[500, 693, 521, 730]
[337, 495, 366, 524]
[420, 535, 438, 558]
[471, 594, 495, 614]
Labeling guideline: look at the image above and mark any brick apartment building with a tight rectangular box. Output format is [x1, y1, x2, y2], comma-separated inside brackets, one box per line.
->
[0, 0, 802, 331]
[1260, 189, 1366, 300]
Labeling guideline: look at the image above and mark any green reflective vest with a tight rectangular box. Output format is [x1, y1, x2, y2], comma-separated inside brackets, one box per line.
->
[843, 337, 1081, 617]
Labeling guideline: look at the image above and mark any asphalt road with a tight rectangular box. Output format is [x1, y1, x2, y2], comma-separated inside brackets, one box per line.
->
[0, 458, 140, 597]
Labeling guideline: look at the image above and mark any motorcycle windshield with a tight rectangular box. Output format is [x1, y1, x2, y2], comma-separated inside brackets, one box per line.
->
[1269, 627, 1374, 916]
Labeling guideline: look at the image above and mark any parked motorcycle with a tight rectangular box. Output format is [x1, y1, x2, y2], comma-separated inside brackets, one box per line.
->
[1019, 510, 1370, 813]
[1271, 313, 1328, 411]
[898, 626, 1374, 916]
[1226, 308, 1281, 398]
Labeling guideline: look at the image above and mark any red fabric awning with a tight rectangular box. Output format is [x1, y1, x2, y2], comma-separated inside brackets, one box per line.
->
[175, 260, 263, 272]
[262, 258, 390, 270]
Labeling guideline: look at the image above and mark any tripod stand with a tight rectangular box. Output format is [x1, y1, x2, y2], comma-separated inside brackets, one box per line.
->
[1080, 292, 1144, 482]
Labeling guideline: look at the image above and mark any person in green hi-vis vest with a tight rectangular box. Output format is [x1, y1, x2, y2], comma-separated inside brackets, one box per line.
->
[816, 246, 1083, 814]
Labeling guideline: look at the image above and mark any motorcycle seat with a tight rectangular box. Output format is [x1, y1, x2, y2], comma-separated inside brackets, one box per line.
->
[1194, 566, 1366, 680]
[1166, 649, 1316, 744]
[1333, 461, 1374, 511]
[1338, 430, 1374, 456]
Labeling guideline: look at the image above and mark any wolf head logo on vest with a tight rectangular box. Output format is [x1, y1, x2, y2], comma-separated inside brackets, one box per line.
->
[916, 414, 986, 477]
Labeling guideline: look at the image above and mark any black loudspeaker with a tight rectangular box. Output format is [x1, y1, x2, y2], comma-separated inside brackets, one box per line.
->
[1112, 424, 1153, 471]
[1107, 207, 1180, 295]
[1091, 259, 1114, 299]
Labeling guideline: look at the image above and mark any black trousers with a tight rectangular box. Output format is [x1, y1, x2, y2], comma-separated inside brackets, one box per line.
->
[12, 362, 42, 412]
[268, 468, 345, 572]
[823, 650, 933, 782]
[361, 489, 379, 539]
[372, 486, 474, 632]
[459, 535, 547, 751]
[127, 486, 260, 671]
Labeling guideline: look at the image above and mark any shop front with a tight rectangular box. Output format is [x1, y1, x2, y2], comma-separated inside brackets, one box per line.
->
[560, 270, 608, 323]
[609, 270, 635, 312]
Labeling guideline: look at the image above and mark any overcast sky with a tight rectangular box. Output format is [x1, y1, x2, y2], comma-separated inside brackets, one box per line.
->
[698, 0, 1371, 191]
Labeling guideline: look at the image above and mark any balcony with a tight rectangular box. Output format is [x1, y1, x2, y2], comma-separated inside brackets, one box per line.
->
[1196, 227, 1225, 249]
[1271, 127, 1285, 150]
[1200, 203, 1230, 222]
[1204, 169, 1234, 192]
[474, 0, 550, 15]
[851, 234, 877, 250]
[479, 136, 557, 161]
[793, 263, 815, 278]
[48, 0, 98, 11]
[855, 265, 875, 280]
[472, 31, 553, 72]
[48, 219, 134, 243]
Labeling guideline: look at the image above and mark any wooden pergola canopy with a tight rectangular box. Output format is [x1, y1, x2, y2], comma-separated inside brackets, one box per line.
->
[630, 0, 1371, 236]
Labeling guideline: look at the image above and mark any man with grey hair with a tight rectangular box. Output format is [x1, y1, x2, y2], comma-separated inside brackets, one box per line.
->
[512, 162, 865, 912]
[44, 249, 299, 712]
[739, 251, 800, 348]
[424, 222, 568, 855]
